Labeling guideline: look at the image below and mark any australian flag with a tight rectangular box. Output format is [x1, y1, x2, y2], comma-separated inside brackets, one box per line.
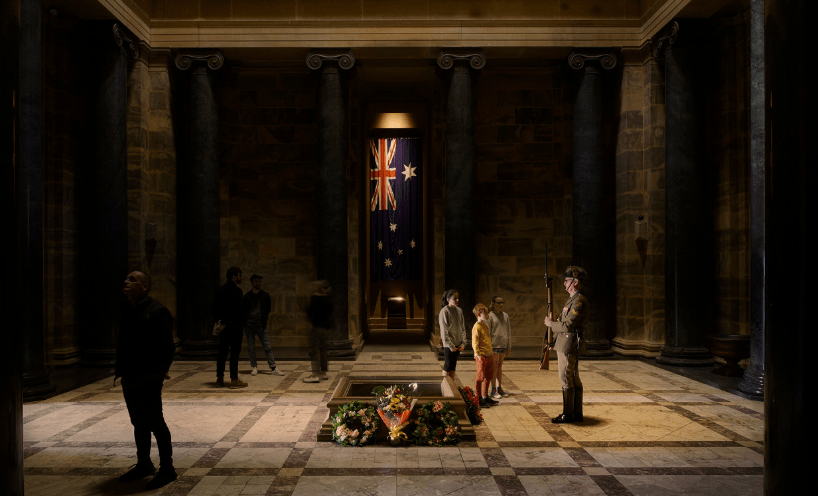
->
[370, 137, 422, 281]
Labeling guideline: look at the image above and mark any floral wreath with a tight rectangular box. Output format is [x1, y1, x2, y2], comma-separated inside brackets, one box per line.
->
[458, 386, 483, 425]
[330, 400, 380, 446]
[410, 400, 461, 446]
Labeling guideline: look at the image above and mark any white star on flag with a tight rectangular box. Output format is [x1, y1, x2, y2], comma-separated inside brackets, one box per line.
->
[410, 239, 416, 248]
[402, 163, 416, 181]
[377, 241, 383, 250]
[384, 259, 392, 267]
[390, 223, 397, 232]
[398, 249, 403, 255]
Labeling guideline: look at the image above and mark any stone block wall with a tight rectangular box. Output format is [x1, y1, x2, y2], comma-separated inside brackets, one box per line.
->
[708, 12, 751, 336]
[217, 68, 319, 347]
[126, 50, 178, 343]
[42, 14, 85, 367]
[612, 48, 667, 357]
[432, 66, 575, 350]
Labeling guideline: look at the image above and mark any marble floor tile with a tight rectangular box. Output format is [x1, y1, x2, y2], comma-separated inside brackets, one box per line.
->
[291, 476, 396, 496]
[501, 447, 578, 468]
[517, 474, 605, 495]
[215, 448, 291, 468]
[22, 356, 765, 496]
[616, 474, 763, 496]
[396, 475, 502, 496]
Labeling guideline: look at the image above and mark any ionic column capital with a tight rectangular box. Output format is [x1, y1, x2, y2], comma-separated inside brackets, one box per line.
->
[652, 21, 680, 58]
[567, 50, 618, 73]
[174, 50, 225, 71]
[306, 50, 356, 70]
[112, 23, 140, 59]
[437, 49, 486, 70]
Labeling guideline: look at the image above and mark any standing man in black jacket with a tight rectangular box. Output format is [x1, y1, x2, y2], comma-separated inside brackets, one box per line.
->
[116, 271, 177, 490]
[212, 266, 248, 388]
[242, 274, 284, 376]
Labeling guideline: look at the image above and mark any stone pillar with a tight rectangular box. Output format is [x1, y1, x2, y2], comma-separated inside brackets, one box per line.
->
[738, 0, 765, 397]
[654, 22, 713, 367]
[3, 0, 24, 490]
[568, 50, 617, 357]
[177, 51, 224, 357]
[764, 0, 813, 492]
[18, 0, 55, 395]
[82, 24, 135, 367]
[307, 51, 356, 357]
[437, 50, 485, 331]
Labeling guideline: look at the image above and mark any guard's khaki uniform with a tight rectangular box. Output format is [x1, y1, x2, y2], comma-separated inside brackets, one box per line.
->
[551, 291, 589, 389]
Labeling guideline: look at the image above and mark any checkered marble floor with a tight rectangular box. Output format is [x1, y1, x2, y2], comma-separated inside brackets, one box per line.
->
[23, 349, 764, 495]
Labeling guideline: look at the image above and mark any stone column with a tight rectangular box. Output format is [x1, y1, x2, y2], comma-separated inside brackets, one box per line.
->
[738, 0, 765, 397]
[307, 51, 356, 357]
[764, 0, 813, 492]
[18, 0, 55, 395]
[654, 22, 713, 367]
[568, 50, 617, 357]
[82, 24, 135, 367]
[437, 50, 485, 331]
[3, 0, 24, 490]
[177, 51, 224, 357]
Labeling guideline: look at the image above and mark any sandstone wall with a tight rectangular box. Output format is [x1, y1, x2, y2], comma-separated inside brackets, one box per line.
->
[126, 49, 178, 344]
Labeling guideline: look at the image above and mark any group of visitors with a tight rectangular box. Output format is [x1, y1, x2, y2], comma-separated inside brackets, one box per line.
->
[113, 263, 588, 491]
[439, 265, 589, 423]
[438, 291, 512, 408]
[211, 266, 284, 389]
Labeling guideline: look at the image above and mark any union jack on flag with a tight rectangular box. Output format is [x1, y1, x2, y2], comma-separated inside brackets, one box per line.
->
[370, 139, 397, 211]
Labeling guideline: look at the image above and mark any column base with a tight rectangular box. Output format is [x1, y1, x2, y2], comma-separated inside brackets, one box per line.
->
[83, 348, 117, 367]
[326, 339, 358, 359]
[581, 339, 614, 357]
[22, 368, 56, 398]
[180, 339, 220, 358]
[656, 346, 713, 366]
[738, 366, 765, 397]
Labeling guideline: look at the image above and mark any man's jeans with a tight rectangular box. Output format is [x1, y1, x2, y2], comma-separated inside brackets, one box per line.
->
[245, 325, 277, 370]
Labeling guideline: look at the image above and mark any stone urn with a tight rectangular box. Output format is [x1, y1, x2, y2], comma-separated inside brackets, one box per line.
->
[705, 334, 751, 377]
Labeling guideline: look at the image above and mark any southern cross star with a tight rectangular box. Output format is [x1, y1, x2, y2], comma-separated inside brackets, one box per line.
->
[410, 239, 416, 248]
[398, 249, 403, 255]
[384, 259, 392, 267]
[389, 223, 397, 232]
[402, 163, 416, 181]
[377, 241, 383, 250]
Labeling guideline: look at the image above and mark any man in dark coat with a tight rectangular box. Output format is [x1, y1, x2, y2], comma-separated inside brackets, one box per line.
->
[212, 266, 248, 388]
[116, 271, 177, 490]
[242, 274, 284, 376]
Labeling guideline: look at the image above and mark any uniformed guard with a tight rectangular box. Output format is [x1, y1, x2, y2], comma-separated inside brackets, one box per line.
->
[543, 266, 590, 423]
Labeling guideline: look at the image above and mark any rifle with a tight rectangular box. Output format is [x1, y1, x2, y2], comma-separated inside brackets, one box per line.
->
[540, 244, 554, 370]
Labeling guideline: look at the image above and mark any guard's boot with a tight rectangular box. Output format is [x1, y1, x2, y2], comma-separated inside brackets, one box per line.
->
[573, 387, 583, 422]
[551, 388, 575, 423]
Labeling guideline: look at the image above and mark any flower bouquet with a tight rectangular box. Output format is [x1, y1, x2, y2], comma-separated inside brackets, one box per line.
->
[458, 386, 483, 425]
[372, 383, 420, 444]
[411, 400, 461, 446]
[330, 400, 379, 446]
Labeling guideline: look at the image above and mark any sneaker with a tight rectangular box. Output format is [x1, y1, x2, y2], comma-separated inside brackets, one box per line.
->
[485, 396, 499, 405]
[270, 368, 285, 376]
[490, 388, 502, 400]
[229, 378, 248, 389]
[497, 387, 510, 397]
[318, 373, 329, 381]
[478, 398, 491, 408]
[144, 467, 177, 490]
[216, 377, 224, 388]
[251, 367, 258, 376]
[303, 375, 320, 383]
[119, 462, 155, 483]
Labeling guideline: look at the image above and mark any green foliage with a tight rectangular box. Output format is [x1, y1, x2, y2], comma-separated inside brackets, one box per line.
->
[330, 400, 379, 447]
